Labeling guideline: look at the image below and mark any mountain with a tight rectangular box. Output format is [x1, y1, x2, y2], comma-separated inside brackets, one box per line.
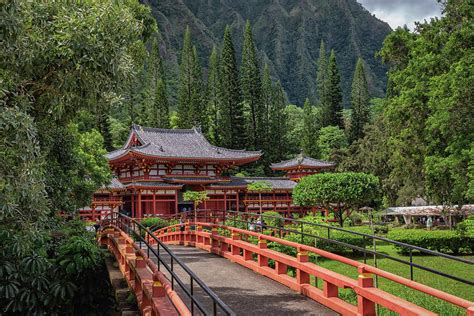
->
[143, 0, 392, 106]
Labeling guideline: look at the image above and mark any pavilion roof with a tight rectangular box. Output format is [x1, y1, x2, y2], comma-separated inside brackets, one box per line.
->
[386, 205, 474, 216]
[99, 177, 126, 191]
[208, 177, 297, 190]
[271, 154, 336, 170]
[106, 125, 261, 163]
[123, 181, 183, 189]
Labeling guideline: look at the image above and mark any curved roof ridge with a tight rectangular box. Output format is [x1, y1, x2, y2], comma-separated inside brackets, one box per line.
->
[212, 145, 262, 155]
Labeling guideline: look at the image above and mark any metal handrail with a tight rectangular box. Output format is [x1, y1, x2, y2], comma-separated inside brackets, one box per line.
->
[106, 212, 235, 316]
[171, 209, 474, 287]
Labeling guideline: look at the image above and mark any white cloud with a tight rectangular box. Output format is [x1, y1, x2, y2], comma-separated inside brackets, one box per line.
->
[358, 0, 443, 30]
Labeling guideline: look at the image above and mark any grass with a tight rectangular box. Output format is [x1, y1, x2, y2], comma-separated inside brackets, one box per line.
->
[313, 244, 474, 315]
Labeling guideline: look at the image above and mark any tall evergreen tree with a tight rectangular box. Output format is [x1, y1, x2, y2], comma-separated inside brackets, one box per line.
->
[219, 25, 246, 149]
[321, 49, 344, 129]
[260, 63, 272, 156]
[316, 40, 328, 103]
[301, 98, 319, 157]
[241, 20, 263, 150]
[268, 81, 287, 162]
[150, 79, 169, 128]
[177, 26, 203, 128]
[349, 58, 370, 143]
[206, 46, 221, 144]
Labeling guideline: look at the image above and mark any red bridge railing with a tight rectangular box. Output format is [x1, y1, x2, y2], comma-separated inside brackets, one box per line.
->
[152, 222, 474, 316]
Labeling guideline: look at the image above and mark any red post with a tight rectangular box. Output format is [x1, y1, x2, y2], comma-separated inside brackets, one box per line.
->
[174, 190, 178, 215]
[275, 262, 287, 274]
[152, 274, 165, 297]
[131, 192, 135, 218]
[297, 248, 310, 285]
[137, 190, 142, 219]
[153, 190, 156, 216]
[323, 281, 338, 298]
[357, 266, 376, 316]
[467, 307, 474, 316]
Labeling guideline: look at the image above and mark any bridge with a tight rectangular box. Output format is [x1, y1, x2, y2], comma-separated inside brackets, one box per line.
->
[98, 212, 474, 316]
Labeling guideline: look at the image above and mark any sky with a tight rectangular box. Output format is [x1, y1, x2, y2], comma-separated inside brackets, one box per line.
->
[357, 0, 443, 30]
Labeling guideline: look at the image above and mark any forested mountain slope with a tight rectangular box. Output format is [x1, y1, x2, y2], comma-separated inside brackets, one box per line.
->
[144, 0, 391, 105]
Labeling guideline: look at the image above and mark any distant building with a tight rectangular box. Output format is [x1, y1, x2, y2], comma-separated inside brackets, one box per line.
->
[79, 125, 335, 220]
[271, 154, 336, 181]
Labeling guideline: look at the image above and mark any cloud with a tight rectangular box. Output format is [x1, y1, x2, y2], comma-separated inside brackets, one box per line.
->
[358, 0, 443, 30]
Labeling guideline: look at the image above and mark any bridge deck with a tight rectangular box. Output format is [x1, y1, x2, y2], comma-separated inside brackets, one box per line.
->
[145, 244, 337, 315]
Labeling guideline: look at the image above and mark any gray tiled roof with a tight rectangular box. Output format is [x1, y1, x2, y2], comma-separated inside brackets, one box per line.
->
[124, 181, 183, 188]
[100, 177, 125, 191]
[271, 155, 335, 169]
[106, 125, 261, 161]
[208, 177, 297, 190]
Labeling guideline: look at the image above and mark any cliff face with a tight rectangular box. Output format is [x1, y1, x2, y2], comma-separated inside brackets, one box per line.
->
[144, 0, 392, 105]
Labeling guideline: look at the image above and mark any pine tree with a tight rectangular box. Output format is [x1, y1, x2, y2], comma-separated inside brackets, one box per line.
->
[219, 25, 245, 149]
[177, 26, 203, 129]
[268, 81, 287, 162]
[315, 40, 328, 103]
[301, 98, 319, 157]
[150, 79, 169, 128]
[206, 46, 221, 144]
[321, 49, 344, 129]
[241, 20, 262, 150]
[349, 58, 370, 143]
[260, 63, 272, 155]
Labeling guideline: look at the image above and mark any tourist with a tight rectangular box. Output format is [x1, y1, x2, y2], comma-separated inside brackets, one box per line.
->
[426, 216, 433, 231]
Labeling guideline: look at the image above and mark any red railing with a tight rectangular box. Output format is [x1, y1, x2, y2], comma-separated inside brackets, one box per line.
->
[98, 226, 188, 316]
[152, 222, 474, 316]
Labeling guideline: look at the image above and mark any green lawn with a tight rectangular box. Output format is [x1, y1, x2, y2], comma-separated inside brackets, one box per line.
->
[313, 244, 474, 315]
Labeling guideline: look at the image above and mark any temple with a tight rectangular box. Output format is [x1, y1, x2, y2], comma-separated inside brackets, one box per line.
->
[271, 154, 336, 181]
[80, 125, 335, 220]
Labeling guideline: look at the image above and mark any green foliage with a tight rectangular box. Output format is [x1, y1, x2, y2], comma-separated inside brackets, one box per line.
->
[284, 104, 305, 156]
[301, 98, 320, 158]
[219, 25, 246, 149]
[141, 217, 170, 230]
[349, 58, 370, 143]
[317, 125, 348, 162]
[262, 211, 284, 228]
[241, 20, 263, 150]
[183, 191, 209, 209]
[267, 81, 288, 162]
[387, 229, 474, 255]
[206, 46, 221, 143]
[321, 50, 344, 129]
[146, 1, 391, 106]
[376, 2, 474, 205]
[177, 26, 205, 129]
[149, 78, 170, 128]
[247, 181, 272, 192]
[293, 172, 380, 226]
[315, 40, 328, 103]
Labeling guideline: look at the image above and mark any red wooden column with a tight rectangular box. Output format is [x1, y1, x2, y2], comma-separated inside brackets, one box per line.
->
[223, 190, 227, 211]
[273, 192, 276, 211]
[131, 192, 135, 218]
[137, 190, 142, 219]
[174, 190, 178, 214]
[236, 191, 240, 211]
[152, 190, 156, 216]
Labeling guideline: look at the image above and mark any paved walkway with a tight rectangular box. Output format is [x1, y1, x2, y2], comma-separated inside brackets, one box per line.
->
[145, 244, 338, 315]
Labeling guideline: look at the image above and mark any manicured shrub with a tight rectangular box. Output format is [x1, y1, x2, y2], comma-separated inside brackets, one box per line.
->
[141, 217, 170, 231]
[387, 229, 473, 255]
[262, 211, 284, 228]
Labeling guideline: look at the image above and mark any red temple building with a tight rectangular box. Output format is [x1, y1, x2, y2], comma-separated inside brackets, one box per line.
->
[271, 154, 336, 181]
[80, 125, 335, 220]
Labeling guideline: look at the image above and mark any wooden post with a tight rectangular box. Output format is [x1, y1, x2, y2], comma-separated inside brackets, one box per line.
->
[223, 190, 227, 211]
[138, 190, 142, 219]
[357, 266, 376, 316]
[174, 190, 178, 214]
[297, 248, 310, 286]
[153, 190, 156, 216]
[236, 191, 240, 212]
[131, 192, 135, 218]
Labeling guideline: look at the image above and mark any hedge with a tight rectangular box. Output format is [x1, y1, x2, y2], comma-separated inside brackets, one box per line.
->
[387, 229, 474, 255]
[140, 217, 171, 231]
